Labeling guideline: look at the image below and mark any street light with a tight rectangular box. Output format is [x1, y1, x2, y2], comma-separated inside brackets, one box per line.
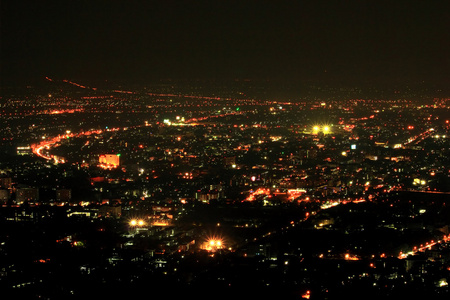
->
[313, 126, 320, 134]
[129, 219, 145, 227]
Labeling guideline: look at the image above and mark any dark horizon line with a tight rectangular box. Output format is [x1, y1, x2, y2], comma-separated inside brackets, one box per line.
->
[2, 74, 449, 89]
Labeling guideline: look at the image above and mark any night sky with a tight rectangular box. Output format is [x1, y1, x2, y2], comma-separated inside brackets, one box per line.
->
[1, 0, 449, 86]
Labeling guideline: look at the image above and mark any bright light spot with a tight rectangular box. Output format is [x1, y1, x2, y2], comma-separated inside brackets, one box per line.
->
[138, 220, 145, 226]
[130, 219, 137, 226]
[439, 279, 448, 287]
[301, 290, 311, 299]
[203, 236, 225, 252]
[323, 126, 330, 133]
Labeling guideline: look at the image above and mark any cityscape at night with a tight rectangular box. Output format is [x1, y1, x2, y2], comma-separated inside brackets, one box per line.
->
[1, 1, 450, 299]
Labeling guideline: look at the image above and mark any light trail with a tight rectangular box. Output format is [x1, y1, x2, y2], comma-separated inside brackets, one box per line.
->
[31, 129, 104, 162]
[402, 128, 435, 147]
[398, 234, 450, 259]
[51, 77, 276, 105]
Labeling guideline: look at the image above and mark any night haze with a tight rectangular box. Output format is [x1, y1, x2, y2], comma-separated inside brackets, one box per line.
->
[1, 1, 450, 300]
[2, 0, 450, 86]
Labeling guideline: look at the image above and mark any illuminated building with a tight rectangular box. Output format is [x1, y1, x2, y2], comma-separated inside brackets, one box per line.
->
[99, 154, 120, 168]
[17, 146, 32, 155]
[195, 190, 223, 204]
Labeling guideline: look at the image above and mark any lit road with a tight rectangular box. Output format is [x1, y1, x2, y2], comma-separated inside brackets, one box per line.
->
[402, 128, 435, 147]
[242, 196, 368, 248]
[31, 129, 104, 162]
[399, 234, 450, 259]
[30, 111, 246, 164]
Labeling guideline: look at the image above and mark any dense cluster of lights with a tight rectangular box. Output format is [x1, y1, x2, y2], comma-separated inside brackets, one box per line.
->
[245, 188, 271, 202]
